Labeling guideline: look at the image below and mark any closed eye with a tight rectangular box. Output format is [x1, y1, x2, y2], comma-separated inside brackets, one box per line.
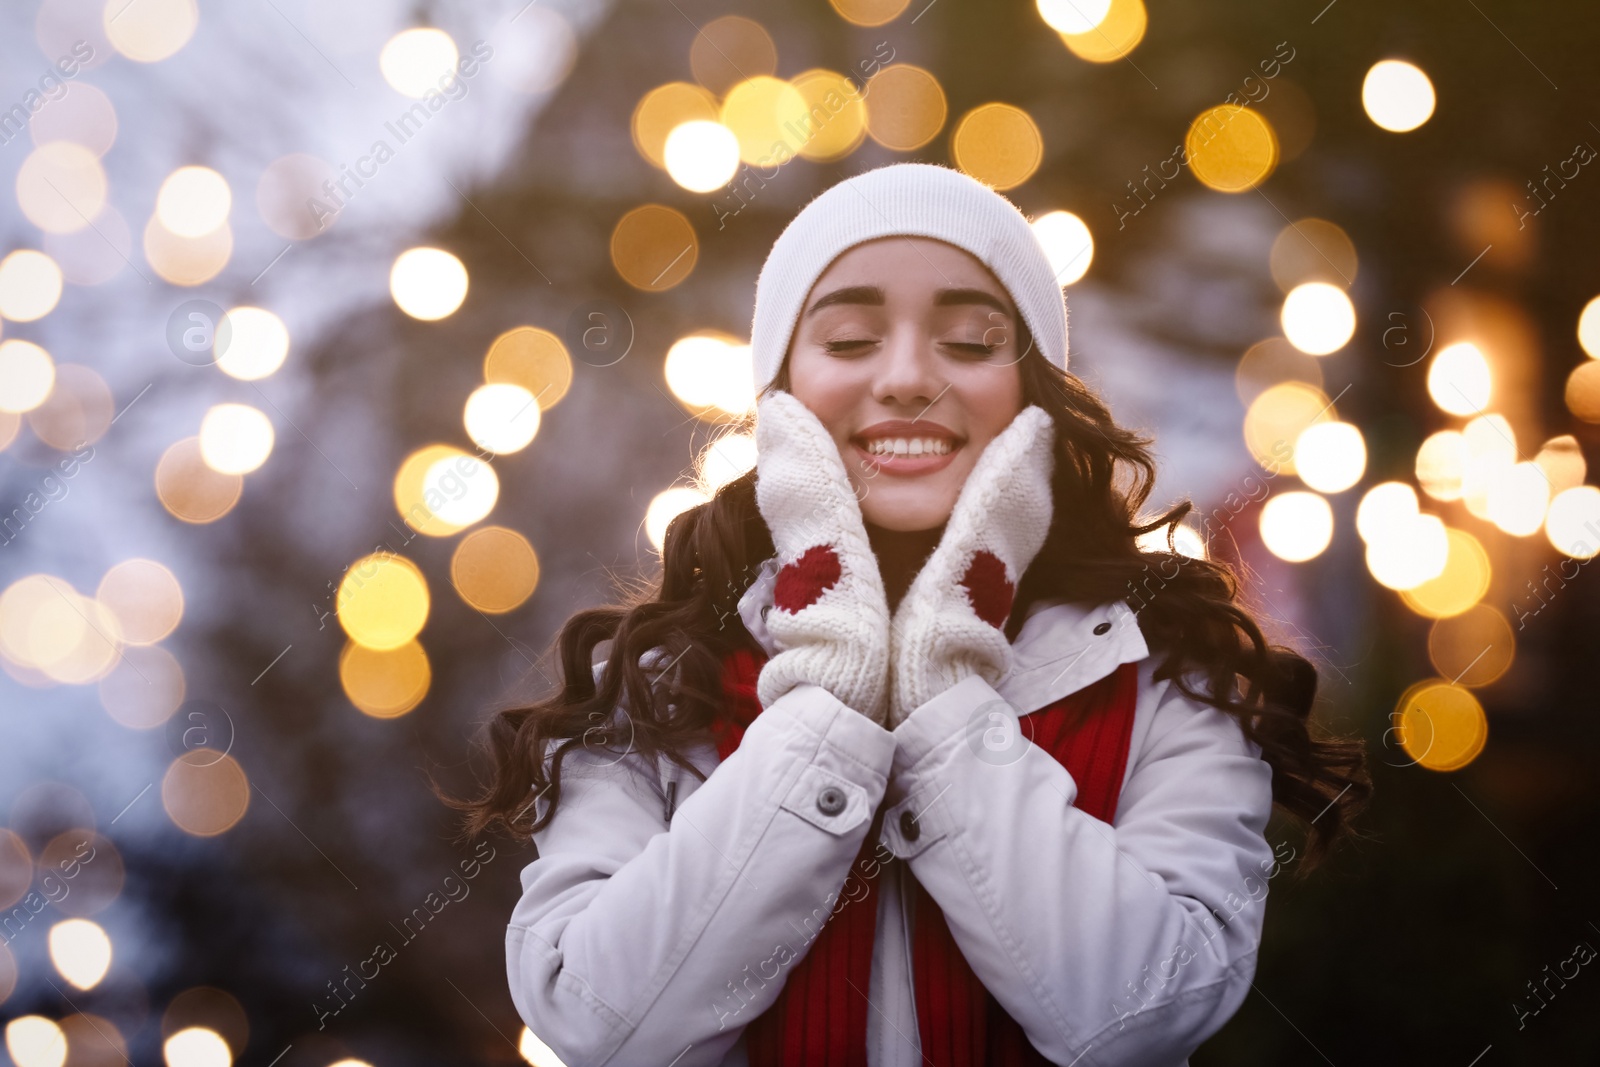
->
[943, 341, 999, 356]
[823, 339, 876, 353]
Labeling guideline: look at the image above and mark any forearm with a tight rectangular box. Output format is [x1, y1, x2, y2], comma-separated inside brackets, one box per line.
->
[507, 683, 895, 1066]
[881, 674, 1276, 1066]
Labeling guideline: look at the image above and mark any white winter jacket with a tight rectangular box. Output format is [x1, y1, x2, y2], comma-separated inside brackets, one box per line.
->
[507, 558, 1281, 1067]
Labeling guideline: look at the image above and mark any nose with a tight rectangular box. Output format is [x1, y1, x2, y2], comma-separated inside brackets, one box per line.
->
[870, 323, 944, 410]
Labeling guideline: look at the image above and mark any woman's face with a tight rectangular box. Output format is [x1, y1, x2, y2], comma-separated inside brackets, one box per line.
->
[784, 236, 1027, 533]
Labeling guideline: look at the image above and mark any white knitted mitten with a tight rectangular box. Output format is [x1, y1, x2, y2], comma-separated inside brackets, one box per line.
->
[888, 406, 1056, 727]
[753, 391, 892, 723]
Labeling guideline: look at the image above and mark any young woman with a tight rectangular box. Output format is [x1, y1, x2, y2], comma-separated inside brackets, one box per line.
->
[445, 162, 1370, 1067]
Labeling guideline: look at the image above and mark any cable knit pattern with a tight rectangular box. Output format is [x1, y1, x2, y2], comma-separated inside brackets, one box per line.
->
[888, 405, 1056, 726]
[753, 391, 892, 723]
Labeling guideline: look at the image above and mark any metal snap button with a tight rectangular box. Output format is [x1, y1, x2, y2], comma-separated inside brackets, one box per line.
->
[816, 785, 847, 816]
[899, 809, 921, 842]
[1093, 621, 1112, 635]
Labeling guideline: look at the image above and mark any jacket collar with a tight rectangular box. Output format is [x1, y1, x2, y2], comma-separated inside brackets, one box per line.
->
[736, 556, 1149, 716]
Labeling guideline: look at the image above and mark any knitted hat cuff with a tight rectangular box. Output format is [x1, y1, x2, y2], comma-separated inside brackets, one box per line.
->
[749, 162, 1069, 393]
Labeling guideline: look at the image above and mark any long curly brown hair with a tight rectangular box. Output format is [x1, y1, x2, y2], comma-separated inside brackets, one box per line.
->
[437, 343, 1372, 876]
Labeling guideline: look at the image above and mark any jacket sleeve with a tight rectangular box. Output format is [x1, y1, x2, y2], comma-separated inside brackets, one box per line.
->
[878, 661, 1279, 1067]
[506, 682, 897, 1067]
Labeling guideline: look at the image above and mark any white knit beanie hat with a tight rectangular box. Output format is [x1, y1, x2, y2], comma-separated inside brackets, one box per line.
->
[749, 162, 1069, 393]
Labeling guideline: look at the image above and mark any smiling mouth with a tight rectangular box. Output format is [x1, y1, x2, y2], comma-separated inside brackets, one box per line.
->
[850, 422, 964, 474]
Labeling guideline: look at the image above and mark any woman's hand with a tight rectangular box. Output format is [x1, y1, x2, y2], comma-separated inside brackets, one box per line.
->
[887, 406, 1056, 727]
[753, 391, 892, 724]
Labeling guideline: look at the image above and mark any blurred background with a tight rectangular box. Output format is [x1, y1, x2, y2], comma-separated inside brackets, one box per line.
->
[1, 0, 1598, 1063]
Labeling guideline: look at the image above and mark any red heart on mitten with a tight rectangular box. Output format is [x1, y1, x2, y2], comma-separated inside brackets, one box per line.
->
[774, 545, 842, 613]
[960, 550, 1014, 628]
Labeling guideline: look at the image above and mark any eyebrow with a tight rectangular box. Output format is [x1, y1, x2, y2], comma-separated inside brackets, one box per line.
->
[803, 285, 1012, 317]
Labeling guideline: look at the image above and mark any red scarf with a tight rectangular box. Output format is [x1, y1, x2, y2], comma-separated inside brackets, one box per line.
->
[710, 647, 1141, 1066]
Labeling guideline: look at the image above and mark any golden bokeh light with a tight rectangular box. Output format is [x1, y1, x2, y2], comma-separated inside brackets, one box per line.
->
[161, 750, 250, 837]
[161, 988, 249, 1063]
[198, 403, 274, 476]
[1565, 360, 1600, 422]
[1534, 435, 1586, 496]
[1393, 680, 1486, 772]
[720, 76, 810, 166]
[951, 103, 1043, 190]
[664, 333, 756, 419]
[29, 81, 118, 157]
[215, 306, 289, 381]
[1037, 0, 1112, 34]
[1545, 485, 1600, 559]
[1362, 59, 1435, 133]
[163, 1026, 232, 1067]
[339, 639, 430, 718]
[690, 16, 777, 97]
[1258, 491, 1332, 563]
[696, 431, 758, 494]
[390, 247, 468, 321]
[451, 525, 540, 614]
[26, 362, 113, 450]
[484, 326, 572, 410]
[645, 486, 710, 551]
[336, 553, 430, 651]
[0, 250, 64, 321]
[0, 830, 29, 909]
[663, 121, 741, 192]
[1578, 295, 1600, 359]
[1242, 381, 1333, 474]
[1185, 105, 1278, 193]
[1270, 218, 1357, 291]
[0, 340, 56, 414]
[1234, 337, 1324, 405]
[1292, 421, 1365, 494]
[464, 383, 540, 455]
[40, 830, 121, 918]
[99, 644, 186, 729]
[1427, 341, 1492, 415]
[48, 918, 111, 990]
[96, 558, 183, 645]
[1401, 527, 1491, 619]
[610, 205, 697, 292]
[156, 166, 231, 238]
[1280, 282, 1355, 355]
[631, 82, 720, 169]
[828, 0, 910, 25]
[379, 28, 459, 98]
[864, 64, 947, 151]
[1367, 512, 1448, 591]
[1030, 211, 1094, 286]
[1356, 481, 1417, 544]
[143, 216, 233, 287]
[1416, 429, 1467, 501]
[155, 437, 243, 524]
[1460, 414, 1517, 521]
[1428, 605, 1514, 688]
[394, 444, 497, 537]
[0, 573, 121, 685]
[790, 69, 869, 162]
[1484, 461, 1549, 537]
[1057, 0, 1147, 62]
[5, 1015, 66, 1067]
[103, 0, 197, 62]
[16, 142, 106, 234]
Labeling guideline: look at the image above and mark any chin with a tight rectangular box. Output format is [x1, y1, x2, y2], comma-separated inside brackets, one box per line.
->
[860, 491, 956, 533]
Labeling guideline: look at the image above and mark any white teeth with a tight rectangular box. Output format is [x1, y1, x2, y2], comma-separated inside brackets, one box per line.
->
[863, 437, 952, 457]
